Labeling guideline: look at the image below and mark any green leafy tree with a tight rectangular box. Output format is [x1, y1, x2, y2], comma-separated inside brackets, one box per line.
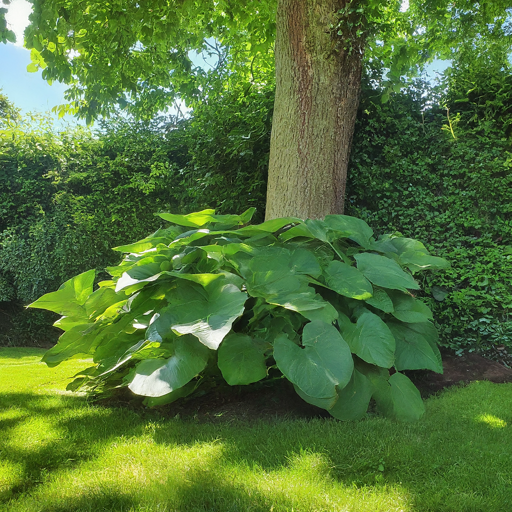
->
[0, 91, 20, 123]
[22, 0, 512, 219]
[0, 0, 15, 44]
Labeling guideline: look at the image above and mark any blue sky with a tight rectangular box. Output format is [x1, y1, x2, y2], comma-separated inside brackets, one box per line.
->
[1, 0, 70, 116]
[0, 43, 69, 114]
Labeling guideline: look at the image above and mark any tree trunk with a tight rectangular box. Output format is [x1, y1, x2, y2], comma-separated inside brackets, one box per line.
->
[265, 0, 365, 220]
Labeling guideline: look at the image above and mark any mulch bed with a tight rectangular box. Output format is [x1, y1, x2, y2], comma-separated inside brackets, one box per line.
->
[409, 347, 512, 397]
[145, 348, 512, 422]
[10, 342, 512, 422]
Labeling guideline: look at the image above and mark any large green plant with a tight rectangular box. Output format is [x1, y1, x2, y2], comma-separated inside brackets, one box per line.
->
[30, 209, 448, 421]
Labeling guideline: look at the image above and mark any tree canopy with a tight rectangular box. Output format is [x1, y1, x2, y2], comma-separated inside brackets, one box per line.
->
[21, 0, 512, 123]
[0, 1, 15, 45]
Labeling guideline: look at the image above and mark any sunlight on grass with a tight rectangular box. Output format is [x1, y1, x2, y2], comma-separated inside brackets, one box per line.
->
[2, 348, 512, 512]
[475, 413, 508, 429]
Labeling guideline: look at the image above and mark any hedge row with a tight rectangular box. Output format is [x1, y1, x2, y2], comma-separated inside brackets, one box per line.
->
[1, 68, 511, 352]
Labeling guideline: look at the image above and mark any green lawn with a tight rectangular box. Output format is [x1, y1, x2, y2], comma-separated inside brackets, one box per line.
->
[1, 347, 511, 512]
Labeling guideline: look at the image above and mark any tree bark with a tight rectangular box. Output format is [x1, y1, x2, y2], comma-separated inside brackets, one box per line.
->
[265, 0, 365, 220]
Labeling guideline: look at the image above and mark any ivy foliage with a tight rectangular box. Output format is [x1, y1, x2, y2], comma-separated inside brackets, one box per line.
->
[30, 209, 448, 421]
[347, 60, 512, 353]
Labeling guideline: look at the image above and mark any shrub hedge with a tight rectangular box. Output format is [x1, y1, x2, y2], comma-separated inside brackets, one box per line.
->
[1, 69, 511, 353]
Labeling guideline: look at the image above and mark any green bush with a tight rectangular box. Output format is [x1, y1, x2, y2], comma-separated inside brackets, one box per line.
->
[30, 209, 448, 420]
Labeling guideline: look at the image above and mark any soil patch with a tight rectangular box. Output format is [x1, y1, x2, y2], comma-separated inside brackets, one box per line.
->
[16, 343, 512, 423]
[134, 348, 512, 423]
[409, 347, 512, 397]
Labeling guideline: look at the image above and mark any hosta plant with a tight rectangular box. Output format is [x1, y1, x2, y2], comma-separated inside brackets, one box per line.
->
[30, 208, 449, 421]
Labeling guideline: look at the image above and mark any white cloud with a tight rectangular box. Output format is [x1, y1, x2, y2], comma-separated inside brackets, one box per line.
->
[5, 0, 32, 47]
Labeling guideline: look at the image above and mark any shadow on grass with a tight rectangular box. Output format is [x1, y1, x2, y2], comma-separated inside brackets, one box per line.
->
[2, 382, 512, 511]
[0, 392, 144, 503]
[30, 490, 138, 512]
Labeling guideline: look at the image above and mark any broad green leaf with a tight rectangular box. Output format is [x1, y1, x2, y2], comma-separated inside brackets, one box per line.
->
[239, 207, 257, 224]
[115, 262, 163, 292]
[369, 236, 399, 254]
[323, 215, 374, 248]
[92, 322, 145, 363]
[399, 251, 450, 274]
[113, 241, 156, 254]
[128, 335, 210, 397]
[279, 223, 316, 241]
[384, 236, 428, 255]
[355, 253, 420, 292]
[343, 310, 396, 368]
[106, 254, 147, 278]
[329, 369, 373, 420]
[242, 232, 278, 247]
[304, 218, 329, 242]
[113, 227, 182, 253]
[237, 217, 302, 235]
[274, 321, 353, 399]
[92, 288, 168, 361]
[29, 269, 95, 317]
[294, 385, 338, 410]
[167, 272, 224, 288]
[432, 285, 449, 302]
[323, 260, 373, 300]
[147, 278, 247, 350]
[372, 372, 425, 421]
[157, 209, 217, 227]
[371, 236, 450, 274]
[355, 359, 390, 389]
[42, 323, 101, 366]
[239, 247, 330, 316]
[388, 291, 433, 323]
[158, 208, 256, 230]
[53, 316, 91, 332]
[219, 242, 254, 256]
[218, 333, 267, 385]
[289, 248, 322, 277]
[365, 287, 394, 313]
[84, 287, 124, 319]
[299, 302, 339, 324]
[143, 381, 198, 407]
[169, 230, 211, 249]
[388, 321, 443, 373]
[207, 209, 257, 230]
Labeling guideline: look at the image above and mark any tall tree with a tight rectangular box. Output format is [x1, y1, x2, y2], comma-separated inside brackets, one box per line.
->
[21, 0, 512, 219]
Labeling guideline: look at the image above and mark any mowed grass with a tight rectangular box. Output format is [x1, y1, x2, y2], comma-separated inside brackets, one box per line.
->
[1, 348, 512, 512]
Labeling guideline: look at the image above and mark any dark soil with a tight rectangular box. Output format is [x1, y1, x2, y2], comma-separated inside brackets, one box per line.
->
[138, 348, 512, 423]
[409, 347, 512, 397]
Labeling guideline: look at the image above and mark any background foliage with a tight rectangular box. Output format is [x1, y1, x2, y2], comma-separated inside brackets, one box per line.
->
[347, 59, 512, 356]
[1, 60, 511, 355]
